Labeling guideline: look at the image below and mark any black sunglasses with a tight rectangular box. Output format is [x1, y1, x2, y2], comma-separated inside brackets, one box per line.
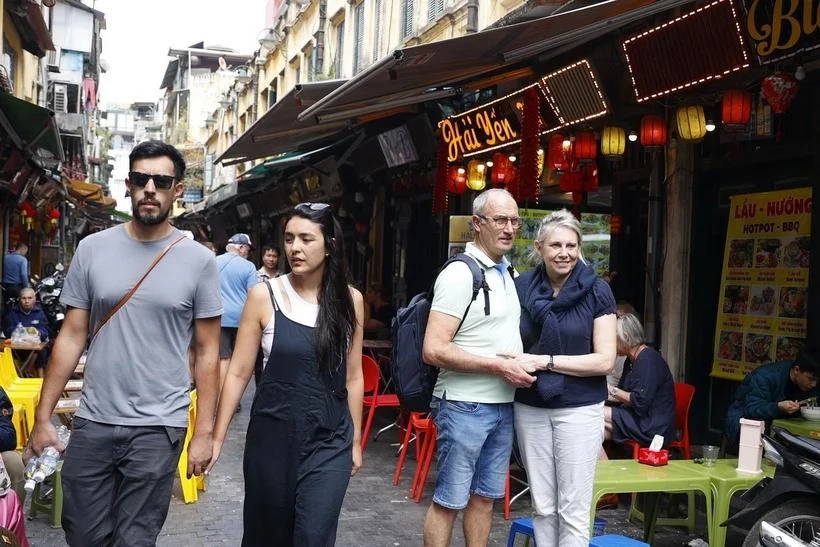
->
[128, 172, 177, 190]
[296, 202, 330, 211]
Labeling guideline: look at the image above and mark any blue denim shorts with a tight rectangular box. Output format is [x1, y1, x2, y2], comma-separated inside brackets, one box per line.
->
[430, 396, 514, 510]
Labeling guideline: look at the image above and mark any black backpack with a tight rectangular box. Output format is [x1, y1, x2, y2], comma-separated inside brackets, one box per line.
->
[390, 254, 490, 412]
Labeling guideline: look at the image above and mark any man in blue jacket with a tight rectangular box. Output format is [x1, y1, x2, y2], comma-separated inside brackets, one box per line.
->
[725, 345, 819, 452]
[2, 288, 48, 341]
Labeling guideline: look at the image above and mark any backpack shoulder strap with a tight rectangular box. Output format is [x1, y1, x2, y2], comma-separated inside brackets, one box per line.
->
[448, 254, 490, 316]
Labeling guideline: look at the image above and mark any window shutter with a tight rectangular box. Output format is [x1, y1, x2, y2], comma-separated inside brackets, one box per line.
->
[354, 3, 365, 73]
[373, 0, 382, 62]
[335, 21, 345, 78]
[428, 0, 444, 22]
[401, 0, 415, 39]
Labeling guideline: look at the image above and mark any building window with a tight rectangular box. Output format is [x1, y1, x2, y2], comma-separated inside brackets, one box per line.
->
[428, 0, 444, 22]
[353, 3, 366, 74]
[400, 0, 415, 39]
[334, 20, 345, 78]
[303, 44, 314, 82]
[373, 0, 383, 62]
[2, 38, 16, 91]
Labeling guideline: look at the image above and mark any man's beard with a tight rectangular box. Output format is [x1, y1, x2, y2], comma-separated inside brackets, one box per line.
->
[132, 201, 170, 225]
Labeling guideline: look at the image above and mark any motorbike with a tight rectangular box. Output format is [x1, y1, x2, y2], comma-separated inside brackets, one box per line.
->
[723, 428, 820, 547]
[32, 264, 66, 339]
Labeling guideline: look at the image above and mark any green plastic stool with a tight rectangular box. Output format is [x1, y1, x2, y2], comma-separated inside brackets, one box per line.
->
[28, 460, 63, 528]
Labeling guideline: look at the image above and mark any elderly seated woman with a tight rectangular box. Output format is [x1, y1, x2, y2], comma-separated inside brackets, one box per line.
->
[604, 312, 676, 449]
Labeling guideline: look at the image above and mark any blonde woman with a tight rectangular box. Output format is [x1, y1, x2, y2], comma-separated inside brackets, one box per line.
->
[505, 209, 616, 547]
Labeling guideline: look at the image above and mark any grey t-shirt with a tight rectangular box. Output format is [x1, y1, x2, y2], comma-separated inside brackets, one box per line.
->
[61, 225, 222, 427]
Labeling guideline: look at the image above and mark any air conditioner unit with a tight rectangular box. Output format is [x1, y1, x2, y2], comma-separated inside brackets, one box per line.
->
[52, 83, 68, 113]
[46, 47, 61, 72]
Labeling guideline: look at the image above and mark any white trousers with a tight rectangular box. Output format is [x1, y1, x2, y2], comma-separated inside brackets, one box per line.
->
[514, 401, 604, 547]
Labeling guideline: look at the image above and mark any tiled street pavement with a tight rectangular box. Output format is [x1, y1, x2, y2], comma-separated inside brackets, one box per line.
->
[26, 384, 716, 546]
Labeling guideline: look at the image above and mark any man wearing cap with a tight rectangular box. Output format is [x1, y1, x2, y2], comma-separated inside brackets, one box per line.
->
[217, 234, 258, 395]
[725, 344, 820, 453]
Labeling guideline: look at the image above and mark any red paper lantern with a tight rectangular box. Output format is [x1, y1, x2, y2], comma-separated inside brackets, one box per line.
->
[761, 72, 799, 114]
[721, 89, 752, 129]
[47, 207, 60, 227]
[640, 114, 667, 148]
[547, 134, 572, 173]
[490, 153, 515, 187]
[447, 166, 467, 194]
[574, 131, 597, 162]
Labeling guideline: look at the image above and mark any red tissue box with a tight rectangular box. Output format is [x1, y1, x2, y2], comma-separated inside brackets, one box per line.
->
[638, 448, 669, 466]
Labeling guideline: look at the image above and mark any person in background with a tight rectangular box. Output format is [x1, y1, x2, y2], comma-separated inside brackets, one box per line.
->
[507, 208, 616, 547]
[422, 188, 545, 547]
[363, 284, 394, 339]
[27, 139, 222, 545]
[2, 244, 28, 301]
[3, 288, 48, 342]
[3, 287, 50, 377]
[257, 245, 280, 281]
[0, 386, 25, 503]
[209, 202, 364, 546]
[725, 345, 819, 453]
[603, 312, 676, 451]
[216, 234, 258, 395]
[606, 302, 639, 389]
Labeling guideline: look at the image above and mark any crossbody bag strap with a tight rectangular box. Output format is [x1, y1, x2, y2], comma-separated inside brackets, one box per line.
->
[91, 235, 186, 341]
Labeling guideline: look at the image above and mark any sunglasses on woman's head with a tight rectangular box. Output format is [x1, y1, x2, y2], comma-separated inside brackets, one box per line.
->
[128, 172, 177, 190]
[296, 202, 330, 211]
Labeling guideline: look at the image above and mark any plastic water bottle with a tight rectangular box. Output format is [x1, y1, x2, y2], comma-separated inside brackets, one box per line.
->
[11, 323, 25, 342]
[24, 425, 70, 494]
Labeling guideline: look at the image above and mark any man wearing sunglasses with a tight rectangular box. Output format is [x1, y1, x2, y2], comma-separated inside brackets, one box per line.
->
[27, 140, 222, 546]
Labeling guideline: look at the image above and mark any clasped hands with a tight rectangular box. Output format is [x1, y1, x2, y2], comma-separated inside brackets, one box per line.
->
[495, 353, 551, 388]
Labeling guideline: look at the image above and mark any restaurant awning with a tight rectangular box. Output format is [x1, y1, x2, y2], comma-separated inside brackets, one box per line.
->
[66, 179, 116, 210]
[297, 0, 696, 125]
[0, 92, 64, 165]
[216, 80, 350, 165]
[238, 143, 337, 181]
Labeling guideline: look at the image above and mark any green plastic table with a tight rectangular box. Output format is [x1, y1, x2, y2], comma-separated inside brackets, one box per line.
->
[592, 460, 713, 544]
[673, 459, 775, 547]
[772, 418, 820, 439]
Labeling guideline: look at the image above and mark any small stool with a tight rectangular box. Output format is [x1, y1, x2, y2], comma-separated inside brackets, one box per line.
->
[589, 534, 650, 546]
[507, 517, 535, 547]
[28, 460, 63, 528]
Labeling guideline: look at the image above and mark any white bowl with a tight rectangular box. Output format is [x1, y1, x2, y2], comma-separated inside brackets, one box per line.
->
[800, 406, 820, 421]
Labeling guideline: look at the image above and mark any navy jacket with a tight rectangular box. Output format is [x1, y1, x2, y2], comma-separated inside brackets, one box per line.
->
[0, 388, 15, 452]
[2, 303, 49, 340]
[725, 360, 820, 442]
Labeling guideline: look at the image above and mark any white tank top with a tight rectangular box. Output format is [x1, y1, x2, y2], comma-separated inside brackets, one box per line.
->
[261, 275, 319, 369]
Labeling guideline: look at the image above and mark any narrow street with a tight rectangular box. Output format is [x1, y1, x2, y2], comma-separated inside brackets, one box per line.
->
[25, 384, 707, 546]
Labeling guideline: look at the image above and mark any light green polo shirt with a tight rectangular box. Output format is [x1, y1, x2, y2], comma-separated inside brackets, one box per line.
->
[430, 242, 523, 403]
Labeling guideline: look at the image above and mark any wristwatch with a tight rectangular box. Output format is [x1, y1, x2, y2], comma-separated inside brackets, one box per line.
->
[547, 354, 555, 371]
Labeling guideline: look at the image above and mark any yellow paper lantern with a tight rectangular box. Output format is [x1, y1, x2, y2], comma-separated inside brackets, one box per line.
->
[466, 160, 486, 191]
[601, 126, 626, 157]
[676, 105, 707, 141]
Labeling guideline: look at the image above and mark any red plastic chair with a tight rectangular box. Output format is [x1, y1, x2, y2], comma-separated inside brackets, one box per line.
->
[623, 382, 695, 459]
[409, 416, 437, 503]
[360, 355, 400, 451]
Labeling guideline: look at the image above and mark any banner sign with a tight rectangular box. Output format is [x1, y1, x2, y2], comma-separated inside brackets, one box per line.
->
[711, 188, 813, 381]
[743, 0, 820, 64]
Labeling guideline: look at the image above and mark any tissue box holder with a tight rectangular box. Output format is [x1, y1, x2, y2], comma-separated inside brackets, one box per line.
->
[638, 448, 669, 466]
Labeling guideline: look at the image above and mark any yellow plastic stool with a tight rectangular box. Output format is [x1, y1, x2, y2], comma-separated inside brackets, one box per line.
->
[6, 390, 38, 436]
[176, 390, 206, 503]
[11, 404, 27, 450]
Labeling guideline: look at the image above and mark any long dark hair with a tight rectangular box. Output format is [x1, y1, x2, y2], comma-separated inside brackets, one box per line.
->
[284, 203, 356, 375]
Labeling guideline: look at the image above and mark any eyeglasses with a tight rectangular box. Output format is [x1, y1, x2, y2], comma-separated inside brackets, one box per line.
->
[477, 214, 521, 229]
[296, 202, 330, 211]
[128, 172, 177, 190]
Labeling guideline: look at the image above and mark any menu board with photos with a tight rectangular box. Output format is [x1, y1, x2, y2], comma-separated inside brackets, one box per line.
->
[711, 188, 812, 381]
[448, 209, 611, 275]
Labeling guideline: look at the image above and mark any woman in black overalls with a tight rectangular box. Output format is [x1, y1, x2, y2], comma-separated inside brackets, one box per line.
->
[209, 203, 365, 546]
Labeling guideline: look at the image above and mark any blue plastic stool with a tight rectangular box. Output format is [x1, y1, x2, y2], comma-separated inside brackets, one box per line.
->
[589, 534, 650, 547]
[507, 517, 535, 547]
